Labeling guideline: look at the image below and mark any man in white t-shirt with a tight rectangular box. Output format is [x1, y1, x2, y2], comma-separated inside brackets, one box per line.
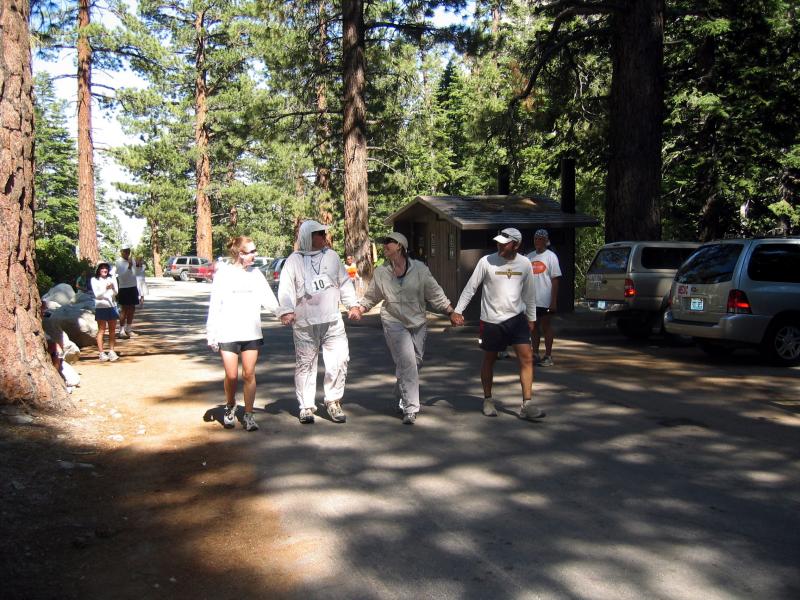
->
[527, 229, 562, 367]
[277, 220, 358, 425]
[450, 227, 545, 421]
[113, 247, 145, 338]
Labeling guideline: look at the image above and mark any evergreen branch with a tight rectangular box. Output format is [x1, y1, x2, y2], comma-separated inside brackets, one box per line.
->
[514, 25, 610, 103]
[366, 21, 437, 35]
[537, 1, 624, 14]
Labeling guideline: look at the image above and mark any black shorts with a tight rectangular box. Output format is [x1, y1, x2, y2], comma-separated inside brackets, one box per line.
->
[117, 286, 140, 307]
[479, 313, 531, 352]
[219, 339, 264, 354]
[535, 306, 551, 318]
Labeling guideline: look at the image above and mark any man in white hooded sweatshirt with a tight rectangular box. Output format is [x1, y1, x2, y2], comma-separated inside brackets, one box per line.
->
[277, 220, 359, 424]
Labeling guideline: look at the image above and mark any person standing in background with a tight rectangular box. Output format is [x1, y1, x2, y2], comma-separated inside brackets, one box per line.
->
[527, 229, 562, 367]
[91, 262, 120, 362]
[135, 257, 148, 309]
[114, 248, 144, 338]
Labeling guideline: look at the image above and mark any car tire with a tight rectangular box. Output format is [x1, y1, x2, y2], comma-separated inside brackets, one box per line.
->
[617, 318, 651, 340]
[179, 270, 189, 281]
[172, 276, 180, 281]
[696, 339, 735, 358]
[761, 319, 800, 367]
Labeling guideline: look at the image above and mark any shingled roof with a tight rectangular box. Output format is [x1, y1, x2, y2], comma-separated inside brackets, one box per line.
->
[386, 195, 599, 230]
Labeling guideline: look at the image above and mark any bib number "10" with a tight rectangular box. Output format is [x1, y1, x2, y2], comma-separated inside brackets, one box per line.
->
[312, 278, 328, 292]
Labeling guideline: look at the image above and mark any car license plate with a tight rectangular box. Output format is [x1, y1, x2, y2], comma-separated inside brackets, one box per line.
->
[690, 297, 704, 311]
[597, 300, 606, 309]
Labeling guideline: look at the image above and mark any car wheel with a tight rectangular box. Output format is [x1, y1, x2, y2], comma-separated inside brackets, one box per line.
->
[179, 270, 189, 281]
[696, 339, 735, 358]
[172, 276, 180, 281]
[761, 319, 800, 366]
[617, 318, 651, 340]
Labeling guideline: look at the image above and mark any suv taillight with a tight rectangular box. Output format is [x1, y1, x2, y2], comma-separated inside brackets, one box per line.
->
[273, 271, 279, 281]
[624, 278, 636, 298]
[726, 289, 751, 314]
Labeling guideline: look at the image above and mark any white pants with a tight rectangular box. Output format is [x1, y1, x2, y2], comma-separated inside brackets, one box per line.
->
[293, 318, 349, 410]
[382, 319, 426, 415]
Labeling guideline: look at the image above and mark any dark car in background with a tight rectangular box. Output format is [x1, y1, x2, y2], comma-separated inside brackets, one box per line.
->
[259, 257, 286, 294]
[665, 237, 800, 365]
[585, 241, 700, 339]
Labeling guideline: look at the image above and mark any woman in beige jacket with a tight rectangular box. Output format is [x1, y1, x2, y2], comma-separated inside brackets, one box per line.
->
[348, 232, 454, 424]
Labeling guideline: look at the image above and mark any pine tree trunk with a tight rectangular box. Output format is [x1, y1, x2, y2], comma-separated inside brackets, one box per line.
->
[194, 10, 212, 260]
[76, 0, 99, 263]
[150, 220, 162, 276]
[0, 0, 69, 407]
[605, 0, 664, 242]
[342, 0, 372, 279]
[315, 0, 334, 230]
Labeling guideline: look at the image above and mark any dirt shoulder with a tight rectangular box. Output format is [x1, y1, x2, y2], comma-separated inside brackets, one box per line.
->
[1, 319, 299, 599]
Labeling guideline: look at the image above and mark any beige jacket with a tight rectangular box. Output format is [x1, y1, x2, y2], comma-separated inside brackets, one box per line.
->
[359, 259, 451, 328]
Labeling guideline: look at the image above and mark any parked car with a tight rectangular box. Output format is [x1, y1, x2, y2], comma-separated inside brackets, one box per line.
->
[585, 241, 701, 339]
[664, 237, 800, 366]
[167, 256, 214, 282]
[252, 256, 273, 270]
[163, 256, 177, 277]
[259, 257, 286, 294]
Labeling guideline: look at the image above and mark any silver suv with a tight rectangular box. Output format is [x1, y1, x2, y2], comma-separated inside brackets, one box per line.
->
[664, 238, 800, 366]
[586, 241, 700, 338]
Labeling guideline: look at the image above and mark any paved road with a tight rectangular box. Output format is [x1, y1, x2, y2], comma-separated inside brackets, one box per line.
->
[145, 278, 800, 599]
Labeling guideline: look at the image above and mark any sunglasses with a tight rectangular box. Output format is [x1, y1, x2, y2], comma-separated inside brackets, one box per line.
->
[312, 230, 327, 236]
[240, 248, 257, 255]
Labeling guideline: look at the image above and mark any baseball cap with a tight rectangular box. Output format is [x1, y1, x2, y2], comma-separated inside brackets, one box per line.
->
[378, 232, 409, 250]
[304, 219, 330, 234]
[534, 229, 549, 239]
[493, 227, 522, 244]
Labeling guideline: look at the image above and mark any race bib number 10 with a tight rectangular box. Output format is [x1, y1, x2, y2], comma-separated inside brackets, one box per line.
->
[308, 273, 334, 295]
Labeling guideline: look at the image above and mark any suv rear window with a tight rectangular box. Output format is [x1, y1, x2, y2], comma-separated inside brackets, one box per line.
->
[675, 244, 743, 284]
[747, 244, 800, 283]
[588, 247, 631, 274]
[176, 258, 188, 265]
[641, 247, 697, 270]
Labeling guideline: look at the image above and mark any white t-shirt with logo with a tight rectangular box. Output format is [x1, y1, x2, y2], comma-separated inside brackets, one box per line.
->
[454, 253, 536, 324]
[526, 249, 562, 309]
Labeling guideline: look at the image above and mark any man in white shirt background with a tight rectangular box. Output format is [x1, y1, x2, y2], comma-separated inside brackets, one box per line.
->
[527, 229, 562, 367]
[450, 227, 546, 421]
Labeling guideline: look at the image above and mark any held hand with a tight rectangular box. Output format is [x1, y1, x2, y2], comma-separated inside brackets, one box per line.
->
[280, 313, 296, 326]
[347, 306, 363, 321]
[209, 342, 219, 352]
[450, 312, 465, 327]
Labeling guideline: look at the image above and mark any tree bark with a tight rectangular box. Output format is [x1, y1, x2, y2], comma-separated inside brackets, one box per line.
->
[194, 9, 212, 260]
[605, 0, 664, 241]
[342, 0, 372, 279]
[315, 0, 334, 231]
[76, 0, 99, 263]
[150, 219, 162, 277]
[0, 0, 69, 407]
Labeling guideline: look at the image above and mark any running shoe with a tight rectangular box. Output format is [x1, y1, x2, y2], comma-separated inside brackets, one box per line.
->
[98, 352, 109, 362]
[242, 411, 259, 432]
[326, 401, 347, 423]
[107, 350, 119, 362]
[402, 412, 416, 425]
[299, 408, 315, 424]
[482, 398, 497, 417]
[223, 404, 237, 428]
[519, 401, 546, 420]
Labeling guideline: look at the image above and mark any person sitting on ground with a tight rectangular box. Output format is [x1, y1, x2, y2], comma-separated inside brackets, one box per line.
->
[348, 232, 455, 425]
[206, 236, 279, 432]
[91, 262, 120, 362]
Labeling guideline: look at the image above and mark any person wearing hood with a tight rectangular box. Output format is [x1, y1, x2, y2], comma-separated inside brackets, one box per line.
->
[277, 220, 358, 424]
[348, 232, 454, 425]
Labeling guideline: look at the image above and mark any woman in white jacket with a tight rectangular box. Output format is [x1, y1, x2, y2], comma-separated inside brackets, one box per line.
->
[91, 262, 120, 362]
[206, 236, 279, 432]
[349, 232, 454, 424]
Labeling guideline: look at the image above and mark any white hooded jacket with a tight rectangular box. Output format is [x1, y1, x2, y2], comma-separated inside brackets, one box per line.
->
[277, 220, 358, 326]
